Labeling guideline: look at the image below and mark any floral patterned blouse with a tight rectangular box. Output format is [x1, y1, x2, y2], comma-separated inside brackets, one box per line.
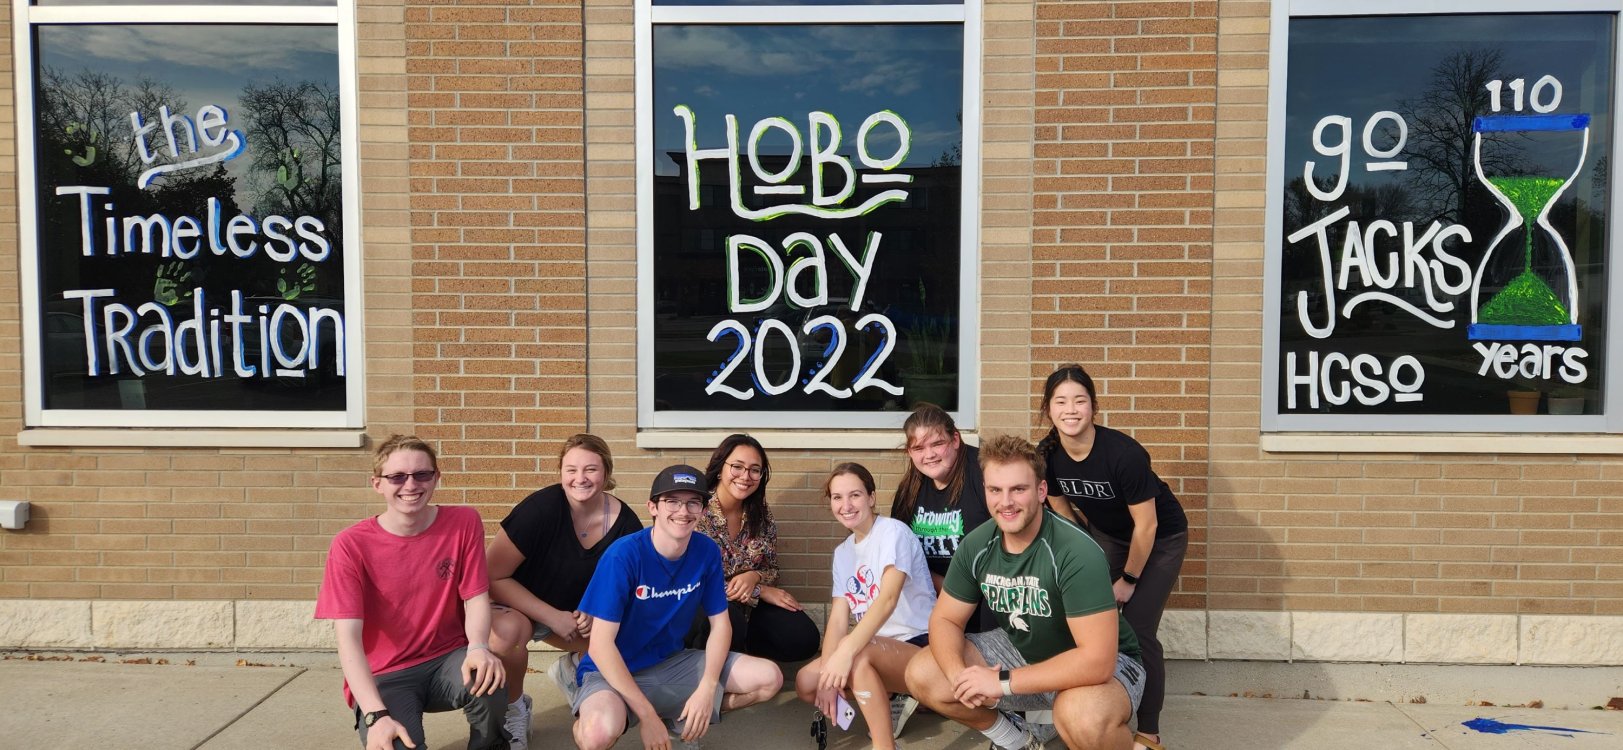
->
[697, 499, 781, 592]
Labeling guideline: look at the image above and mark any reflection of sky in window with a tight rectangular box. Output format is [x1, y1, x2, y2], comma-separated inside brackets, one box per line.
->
[653, 24, 963, 176]
[1285, 14, 1613, 174]
[37, 24, 339, 178]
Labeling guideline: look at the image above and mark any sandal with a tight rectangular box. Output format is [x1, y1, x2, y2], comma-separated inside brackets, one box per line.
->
[1133, 732, 1167, 750]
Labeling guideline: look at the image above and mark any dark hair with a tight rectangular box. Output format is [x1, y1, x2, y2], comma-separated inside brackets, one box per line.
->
[979, 434, 1047, 484]
[558, 433, 616, 491]
[373, 434, 438, 476]
[703, 433, 771, 539]
[824, 462, 877, 498]
[890, 403, 971, 523]
[1036, 364, 1098, 461]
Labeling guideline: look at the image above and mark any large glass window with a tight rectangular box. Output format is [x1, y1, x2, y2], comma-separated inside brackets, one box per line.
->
[637, 0, 980, 430]
[1264, 2, 1621, 431]
[15, 1, 361, 428]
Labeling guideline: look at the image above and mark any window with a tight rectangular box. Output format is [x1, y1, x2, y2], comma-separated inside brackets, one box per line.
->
[15, 0, 361, 428]
[1264, 1, 1620, 431]
[636, 0, 980, 429]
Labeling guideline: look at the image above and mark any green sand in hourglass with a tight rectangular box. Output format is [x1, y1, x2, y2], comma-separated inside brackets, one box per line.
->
[1478, 175, 1571, 326]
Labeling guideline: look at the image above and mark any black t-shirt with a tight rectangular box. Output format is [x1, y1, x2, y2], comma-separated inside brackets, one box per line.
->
[897, 445, 991, 577]
[501, 483, 644, 612]
[1045, 424, 1188, 543]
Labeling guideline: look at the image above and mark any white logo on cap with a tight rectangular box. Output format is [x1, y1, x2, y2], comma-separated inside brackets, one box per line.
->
[674, 473, 697, 484]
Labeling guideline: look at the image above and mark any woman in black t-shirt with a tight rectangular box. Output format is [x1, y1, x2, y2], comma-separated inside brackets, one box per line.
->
[486, 433, 643, 748]
[888, 403, 990, 594]
[1037, 364, 1187, 750]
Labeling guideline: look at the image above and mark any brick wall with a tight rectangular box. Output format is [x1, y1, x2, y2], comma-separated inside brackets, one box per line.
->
[1033, 0, 1217, 609]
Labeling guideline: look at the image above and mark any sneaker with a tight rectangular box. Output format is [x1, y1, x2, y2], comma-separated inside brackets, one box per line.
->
[985, 710, 1046, 750]
[548, 651, 580, 703]
[502, 693, 532, 750]
[890, 694, 920, 738]
[1030, 721, 1057, 743]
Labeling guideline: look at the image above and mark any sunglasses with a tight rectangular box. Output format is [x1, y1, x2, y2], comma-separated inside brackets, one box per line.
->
[378, 470, 439, 485]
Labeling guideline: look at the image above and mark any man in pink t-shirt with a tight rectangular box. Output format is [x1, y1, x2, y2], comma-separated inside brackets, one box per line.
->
[315, 435, 508, 750]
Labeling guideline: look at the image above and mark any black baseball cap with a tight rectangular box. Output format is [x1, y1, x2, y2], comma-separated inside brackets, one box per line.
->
[649, 464, 708, 500]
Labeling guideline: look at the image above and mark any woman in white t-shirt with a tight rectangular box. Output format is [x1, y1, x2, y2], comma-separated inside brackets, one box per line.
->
[795, 462, 937, 749]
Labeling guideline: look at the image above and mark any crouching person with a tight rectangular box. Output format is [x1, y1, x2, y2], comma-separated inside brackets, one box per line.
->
[315, 435, 508, 750]
[571, 464, 783, 750]
[905, 435, 1145, 750]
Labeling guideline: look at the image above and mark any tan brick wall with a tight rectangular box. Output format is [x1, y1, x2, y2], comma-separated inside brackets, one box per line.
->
[404, 0, 589, 523]
[1209, 1, 1623, 616]
[1033, 0, 1216, 609]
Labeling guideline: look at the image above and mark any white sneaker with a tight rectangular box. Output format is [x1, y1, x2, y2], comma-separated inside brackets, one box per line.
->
[549, 652, 581, 703]
[502, 693, 532, 750]
[890, 693, 920, 738]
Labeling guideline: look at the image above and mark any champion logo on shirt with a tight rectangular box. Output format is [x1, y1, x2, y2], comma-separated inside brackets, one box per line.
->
[634, 581, 702, 600]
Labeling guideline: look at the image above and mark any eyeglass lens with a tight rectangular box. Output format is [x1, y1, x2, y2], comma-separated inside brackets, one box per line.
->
[381, 470, 438, 485]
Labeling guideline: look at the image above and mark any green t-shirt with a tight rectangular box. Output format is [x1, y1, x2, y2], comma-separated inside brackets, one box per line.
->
[943, 508, 1141, 665]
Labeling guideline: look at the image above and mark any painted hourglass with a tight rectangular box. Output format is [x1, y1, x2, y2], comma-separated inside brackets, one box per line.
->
[1467, 112, 1591, 342]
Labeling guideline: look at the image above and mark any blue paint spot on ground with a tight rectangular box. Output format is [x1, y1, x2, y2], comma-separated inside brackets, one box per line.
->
[1463, 717, 1601, 737]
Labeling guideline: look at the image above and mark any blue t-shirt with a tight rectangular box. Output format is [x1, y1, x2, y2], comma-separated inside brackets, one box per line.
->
[577, 529, 728, 679]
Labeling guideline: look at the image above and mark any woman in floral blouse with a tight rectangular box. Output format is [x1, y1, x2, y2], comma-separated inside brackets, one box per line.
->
[691, 433, 820, 662]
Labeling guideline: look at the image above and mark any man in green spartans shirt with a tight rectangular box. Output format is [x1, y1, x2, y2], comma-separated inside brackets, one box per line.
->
[904, 435, 1145, 750]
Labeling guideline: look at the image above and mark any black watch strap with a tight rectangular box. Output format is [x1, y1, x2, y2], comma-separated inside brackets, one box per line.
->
[363, 709, 390, 727]
[1120, 571, 1140, 585]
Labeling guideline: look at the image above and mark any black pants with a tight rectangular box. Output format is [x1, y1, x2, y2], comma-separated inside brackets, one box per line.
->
[1093, 529, 1187, 736]
[352, 647, 508, 750]
[685, 599, 821, 662]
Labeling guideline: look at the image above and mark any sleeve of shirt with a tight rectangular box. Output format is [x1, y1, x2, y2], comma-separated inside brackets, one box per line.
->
[457, 508, 490, 600]
[500, 487, 554, 559]
[960, 461, 992, 534]
[1057, 536, 1116, 617]
[830, 544, 846, 599]
[757, 506, 781, 586]
[314, 531, 364, 620]
[578, 542, 631, 623]
[702, 542, 730, 617]
[1117, 440, 1159, 506]
[941, 534, 982, 604]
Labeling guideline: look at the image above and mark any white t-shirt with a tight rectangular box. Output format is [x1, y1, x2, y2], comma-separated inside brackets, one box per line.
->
[831, 515, 936, 641]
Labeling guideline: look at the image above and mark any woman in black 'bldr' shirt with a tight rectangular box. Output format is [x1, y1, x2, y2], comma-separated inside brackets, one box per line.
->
[1037, 364, 1187, 750]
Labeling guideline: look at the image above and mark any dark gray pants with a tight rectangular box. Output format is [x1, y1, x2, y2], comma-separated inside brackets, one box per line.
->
[1093, 529, 1186, 735]
[353, 647, 508, 750]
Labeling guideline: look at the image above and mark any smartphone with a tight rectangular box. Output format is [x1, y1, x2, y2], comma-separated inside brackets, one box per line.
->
[834, 695, 855, 730]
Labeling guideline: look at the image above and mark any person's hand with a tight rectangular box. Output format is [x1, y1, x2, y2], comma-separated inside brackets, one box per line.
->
[817, 649, 854, 695]
[364, 714, 415, 750]
[725, 571, 763, 602]
[814, 684, 841, 718]
[1113, 578, 1136, 605]
[461, 646, 506, 697]
[540, 607, 580, 642]
[759, 585, 801, 611]
[951, 663, 1002, 709]
[637, 714, 671, 750]
[574, 610, 594, 638]
[676, 679, 719, 742]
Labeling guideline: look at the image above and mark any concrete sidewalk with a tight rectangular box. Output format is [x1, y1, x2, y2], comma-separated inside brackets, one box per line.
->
[2, 652, 1620, 749]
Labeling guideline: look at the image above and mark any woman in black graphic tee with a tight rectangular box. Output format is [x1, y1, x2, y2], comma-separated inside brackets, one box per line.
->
[1037, 364, 1187, 750]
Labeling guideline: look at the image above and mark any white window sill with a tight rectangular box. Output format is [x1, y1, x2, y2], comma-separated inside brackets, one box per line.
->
[1261, 433, 1623, 455]
[636, 430, 980, 451]
[17, 429, 367, 449]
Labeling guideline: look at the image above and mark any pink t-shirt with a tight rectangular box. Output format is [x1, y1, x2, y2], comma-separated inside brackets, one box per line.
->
[315, 505, 489, 703]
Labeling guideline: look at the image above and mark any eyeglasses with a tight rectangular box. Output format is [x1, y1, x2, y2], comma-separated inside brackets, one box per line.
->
[379, 470, 439, 485]
[726, 461, 763, 479]
[659, 497, 706, 512]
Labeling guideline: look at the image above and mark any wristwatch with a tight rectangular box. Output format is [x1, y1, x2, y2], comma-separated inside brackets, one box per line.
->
[363, 709, 390, 728]
[1120, 571, 1140, 585]
[998, 668, 1013, 696]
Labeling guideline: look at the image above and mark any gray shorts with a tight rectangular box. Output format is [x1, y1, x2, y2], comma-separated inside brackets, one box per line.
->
[965, 628, 1145, 714]
[572, 648, 742, 727]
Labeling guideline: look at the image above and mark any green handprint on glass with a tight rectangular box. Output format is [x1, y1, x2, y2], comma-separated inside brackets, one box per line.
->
[277, 263, 318, 300]
[152, 261, 194, 307]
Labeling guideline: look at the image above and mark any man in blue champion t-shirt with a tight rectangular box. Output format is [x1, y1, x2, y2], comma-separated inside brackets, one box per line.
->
[570, 463, 783, 750]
